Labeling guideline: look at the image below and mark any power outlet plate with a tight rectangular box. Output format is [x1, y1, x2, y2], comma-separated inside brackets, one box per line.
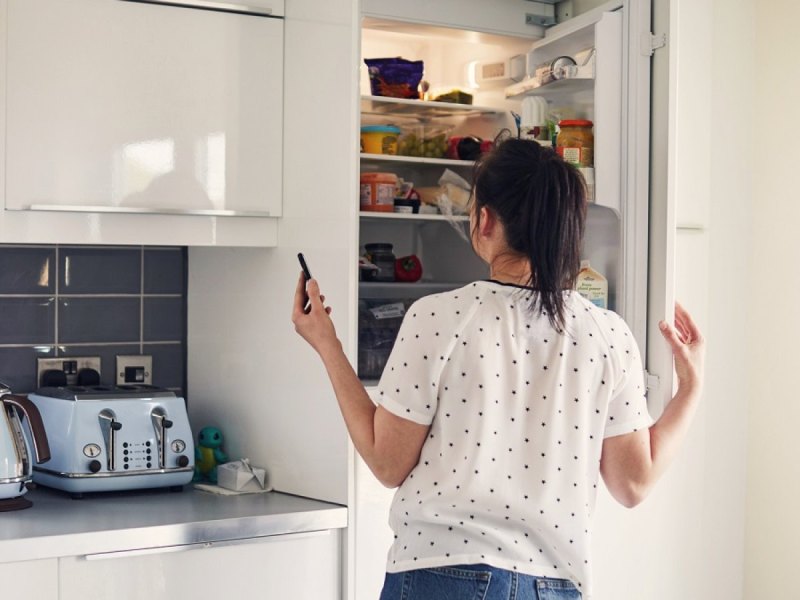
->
[36, 356, 102, 388]
[116, 355, 153, 385]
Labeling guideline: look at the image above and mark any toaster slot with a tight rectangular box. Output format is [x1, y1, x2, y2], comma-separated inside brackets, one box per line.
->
[98, 409, 122, 471]
[150, 407, 173, 469]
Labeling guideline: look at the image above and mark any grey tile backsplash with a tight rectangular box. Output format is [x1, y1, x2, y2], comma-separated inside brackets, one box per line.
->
[0, 245, 186, 394]
[0, 298, 56, 344]
[59, 298, 141, 343]
[60, 247, 142, 294]
[0, 247, 55, 294]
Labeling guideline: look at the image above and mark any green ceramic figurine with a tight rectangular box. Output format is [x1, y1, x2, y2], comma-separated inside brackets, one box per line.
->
[193, 426, 228, 483]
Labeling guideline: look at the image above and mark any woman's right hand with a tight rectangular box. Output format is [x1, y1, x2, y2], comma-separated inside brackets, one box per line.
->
[658, 302, 705, 391]
[292, 272, 340, 357]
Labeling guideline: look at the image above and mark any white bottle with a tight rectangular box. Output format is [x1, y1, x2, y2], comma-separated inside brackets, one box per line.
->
[576, 260, 608, 309]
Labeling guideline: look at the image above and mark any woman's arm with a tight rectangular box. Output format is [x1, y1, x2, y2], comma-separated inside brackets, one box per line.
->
[292, 274, 429, 488]
[600, 303, 705, 508]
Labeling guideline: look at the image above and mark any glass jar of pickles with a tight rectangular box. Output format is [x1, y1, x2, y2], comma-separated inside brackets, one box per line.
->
[556, 120, 594, 167]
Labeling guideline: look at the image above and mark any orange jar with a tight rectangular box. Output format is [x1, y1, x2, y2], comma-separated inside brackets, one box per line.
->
[360, 172, 398, 212]
[556, 119, 594, 167]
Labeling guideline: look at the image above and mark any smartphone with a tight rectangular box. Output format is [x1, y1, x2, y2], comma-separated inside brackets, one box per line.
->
[297, 253, 312, 312]
[297, 252, 312, 281]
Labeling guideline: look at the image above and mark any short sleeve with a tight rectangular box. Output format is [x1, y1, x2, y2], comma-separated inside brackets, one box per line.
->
[374, 297, 450, 425]
[603, 319, 654, 439]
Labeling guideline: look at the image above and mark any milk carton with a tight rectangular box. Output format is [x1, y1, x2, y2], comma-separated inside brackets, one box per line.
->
[576, 260, 608, 309]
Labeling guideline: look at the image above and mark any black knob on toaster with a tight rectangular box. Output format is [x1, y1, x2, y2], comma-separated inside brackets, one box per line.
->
[177, 455, 190, 468]
[111, 421, 122, 431]
[164, 419, 174, 429]
[88, 460, 102, 473]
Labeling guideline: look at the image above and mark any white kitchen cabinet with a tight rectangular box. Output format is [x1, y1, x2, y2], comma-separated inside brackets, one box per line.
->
[0, 558, 58, 599]
[59, 531, 341, 600]
[0, 0, 283, 246]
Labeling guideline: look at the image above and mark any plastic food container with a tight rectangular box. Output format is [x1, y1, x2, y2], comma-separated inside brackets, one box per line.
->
[357, 298, 412, 379]
[433, 89, 473, 105]
[397, 124, 453, 158]
[361, 125, 401, 155]
[393, 198, 420, 214]
[556, 119, 594, 167]
[360, 173, 398, 212]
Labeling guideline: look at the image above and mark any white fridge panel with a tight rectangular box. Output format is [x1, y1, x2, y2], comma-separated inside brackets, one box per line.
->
[645, 0, 677, 416]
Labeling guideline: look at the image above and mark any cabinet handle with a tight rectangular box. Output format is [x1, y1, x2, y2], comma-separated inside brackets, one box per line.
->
[83, 530, 330, 561]
[22, 205, 272, 218]
[117, 0, 274, 17]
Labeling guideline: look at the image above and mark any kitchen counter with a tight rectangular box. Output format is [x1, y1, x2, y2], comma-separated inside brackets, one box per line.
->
[0, 486, 347, 564]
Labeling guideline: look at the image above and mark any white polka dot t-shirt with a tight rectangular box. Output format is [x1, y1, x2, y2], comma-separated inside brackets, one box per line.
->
[375, 280, 653, 598]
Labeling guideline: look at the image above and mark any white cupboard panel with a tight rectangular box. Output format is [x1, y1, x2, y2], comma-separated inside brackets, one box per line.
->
[0, 558, 58, 599]
[5, 0, 283, 217]
[672, 0, 712, 229]
[59, 531, 341, 600]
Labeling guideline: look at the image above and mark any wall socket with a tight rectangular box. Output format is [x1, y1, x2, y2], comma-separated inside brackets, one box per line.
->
[36, 356, 102, 388]
[116, 355, 153, 385]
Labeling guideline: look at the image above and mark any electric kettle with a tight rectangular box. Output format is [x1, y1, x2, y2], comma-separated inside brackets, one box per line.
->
[0, 383, 51, 511]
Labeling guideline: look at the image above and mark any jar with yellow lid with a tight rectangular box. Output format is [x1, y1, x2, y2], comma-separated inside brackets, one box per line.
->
[556, 119, 594, 167]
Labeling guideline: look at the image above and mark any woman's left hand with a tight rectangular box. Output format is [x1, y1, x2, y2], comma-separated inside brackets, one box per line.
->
[292, 272, 339, 356]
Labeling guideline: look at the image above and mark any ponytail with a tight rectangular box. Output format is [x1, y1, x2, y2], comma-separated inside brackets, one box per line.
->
[471, 139, 587, 331]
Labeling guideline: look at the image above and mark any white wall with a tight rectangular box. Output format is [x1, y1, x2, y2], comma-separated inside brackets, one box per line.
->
[744, 1, 800, 596]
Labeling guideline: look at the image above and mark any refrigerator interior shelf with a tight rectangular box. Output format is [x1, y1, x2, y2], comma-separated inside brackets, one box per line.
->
[359, 281, 469, 299]
[505, 73, 594, 100]
[360, 153, 475, 168]
[359, 211, 469, 223]
[361, 95, 504, 120]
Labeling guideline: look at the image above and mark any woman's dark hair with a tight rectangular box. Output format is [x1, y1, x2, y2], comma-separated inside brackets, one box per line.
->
[471, 138, 587, 331]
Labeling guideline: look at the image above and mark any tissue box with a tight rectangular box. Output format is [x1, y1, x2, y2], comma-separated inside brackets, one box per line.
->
[217, 460, 268, 493]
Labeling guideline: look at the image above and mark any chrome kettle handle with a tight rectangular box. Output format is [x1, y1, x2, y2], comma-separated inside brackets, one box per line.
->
[2, 395, 51, 464]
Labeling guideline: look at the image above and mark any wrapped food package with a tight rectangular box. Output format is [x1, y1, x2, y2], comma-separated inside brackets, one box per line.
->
[365, 58, 424, 99]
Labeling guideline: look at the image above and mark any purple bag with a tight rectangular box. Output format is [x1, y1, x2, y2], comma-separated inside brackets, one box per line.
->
[365, 58, 424, 99]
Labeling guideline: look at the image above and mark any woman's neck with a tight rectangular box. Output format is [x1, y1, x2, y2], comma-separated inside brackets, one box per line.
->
[489, 254, 531, 286]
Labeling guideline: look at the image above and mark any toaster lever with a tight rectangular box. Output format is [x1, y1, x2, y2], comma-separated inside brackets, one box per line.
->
[98, 409, 122, 471]
[151, 407, 171, 469]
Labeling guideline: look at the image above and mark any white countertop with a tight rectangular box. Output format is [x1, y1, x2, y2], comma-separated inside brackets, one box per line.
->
[0, 486, 347, 564]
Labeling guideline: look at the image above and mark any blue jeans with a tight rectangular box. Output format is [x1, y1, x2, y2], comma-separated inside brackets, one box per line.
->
[379, 564, 582, 600]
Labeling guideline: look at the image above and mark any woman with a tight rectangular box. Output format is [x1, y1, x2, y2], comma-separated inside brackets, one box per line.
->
[293, 139, 704, 599]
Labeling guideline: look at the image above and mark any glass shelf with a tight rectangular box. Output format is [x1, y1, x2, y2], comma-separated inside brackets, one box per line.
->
[359, 211, 469, 223]
[360, 153, 474, 167]
[359, 281, 468, 299]
[361, 95, 504, 120]
[505, 75, 594, 100]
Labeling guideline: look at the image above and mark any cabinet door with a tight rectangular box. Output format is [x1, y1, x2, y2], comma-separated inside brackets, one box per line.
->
[5, 0, 283, 217]
[0, 559, 58, 599]
[59, 531, 341, 600]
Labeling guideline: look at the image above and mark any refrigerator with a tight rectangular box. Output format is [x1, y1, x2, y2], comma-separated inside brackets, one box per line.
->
[354, 0, 676, 597]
